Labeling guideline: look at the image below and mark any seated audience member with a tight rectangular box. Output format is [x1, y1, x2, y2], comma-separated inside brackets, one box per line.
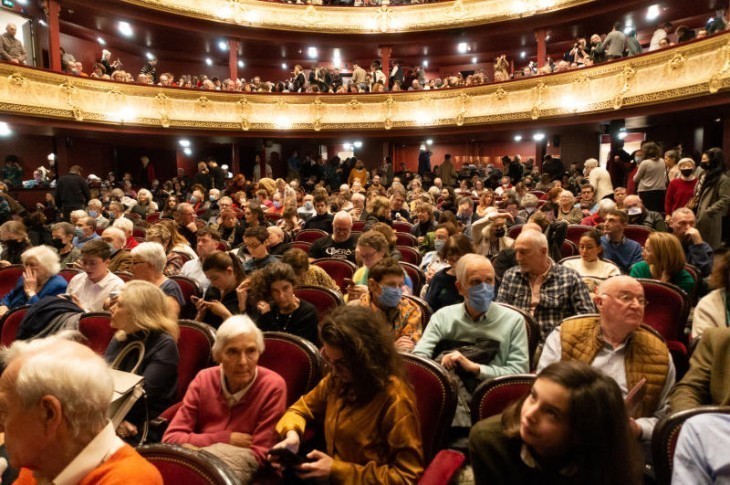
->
[424, 234, 473, 311]
[353, 258, 422, 351]
[112, 216, 138, 250]
[372, 222, 403, 262]
[277, 206, 304, 242]
[0, 246, 67, 317]
[623, 195, 667, 232]
[579, 198, 616, 227]
[629, 232, 694, 295]
[561, 230, 621, 292]
[101, 227, 133, 273]
[415, 254, 528, 426]
[196, 251, 247, 329]
[497, 230, 595, 341]
[0, 221, 31, 265]
[614, 186, 627, 209]
[180, 228, 221, 292]
[692, 252, 729, 339]
[72, 216, 100, 249]
[672, 413, 730, 485]
[600, 209, 644, 273]
[269, 306, 423, 483]
[469, 361, 643, 485]
[410, 203, 437, 251]
[309, 211, 357, 263]
[576, 184, 598, 215]
[280, 248, 339, 293]
[665, 158, 698, 216]
[538, 276, 674, 451]
[241, 226, 278, 272]
[248, 262, 319, 345]
[130, 242, 184, 319]
[105, 281, 179, 442]
[516, 193, 539, 221]
[669, 207, 713, 278]
[471, 211, 514, 259]
[146, 222, 197, 276]
[175, 202, 199, 247]
[2, 337, 163, 484]
[163, 315, 286, 481]
[51, 222, 81, 267]
[302, 194, 334, 232]
[556, 190, 584, 224]
[266, 226, 291, 257]
[86, 198, 110, 229]
[419, 222, 457, 280]
[349, 230, 412, 301]
[491, 222, 540, 280]
[670, 325, 730, 411]
[216, 209, 245, 248]
[129, 189, 158, 218]
[67, 240, 125, 312]
[297, 193, 316, 220]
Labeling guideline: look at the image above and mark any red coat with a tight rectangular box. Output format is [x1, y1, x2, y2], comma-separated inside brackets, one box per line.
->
[665, 177, 697, 215]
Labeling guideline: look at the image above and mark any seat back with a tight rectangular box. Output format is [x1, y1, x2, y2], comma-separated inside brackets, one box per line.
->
[216, 240, 230, 251]
[395, 232, 418, 247]
[0, 305, 30, 347]
[392, 221, 413, 233]
[399, 261, 426, 296]
[168, 275, 202, 320]
[295, 229, 328, 243]
[403, 295, 432, 330]
[352, 220, 366, 232]
[290, 241, 312, 253]
[78, 312, 114, 355]
[114, 271, 134, 282]
[401, 353, 457, 464]
[683, 264, 701, 306]
[312, 258, 357, 294]
[0, 265, 24, 299]
[133, 227, 147, 239]
[58, 268, 82, 283]
[495, 302, 541, 370]
[559, 240, 578, 258]
[624, 225, 653, 247]
[264, 212, 282, 222]
[294, 285, 343, 323]
[565, 225, 596, 246]
[145, 212, 161, 224]
[470, 374, 535, 424]
[652, 406, 730, 485]
[137, 444, 239, 485]
[637, 279, 690, 343]
[176, 320, 217, 402]
[397, 246, 422, 265]
[260, 331, 323, 406]
[507, 224, 523, 240]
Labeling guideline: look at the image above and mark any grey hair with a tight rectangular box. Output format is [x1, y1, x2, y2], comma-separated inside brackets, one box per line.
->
[87, 199, 102, 210]
[212, 315, 265, 361]
[131, 242, 167, 273]
[584, 158, 599, 169]
[1, 336, 113, 438]
[521, 193, 539, 208]
[672, 207, 696, 219]
[454, 253, 492, 286]
[596, 198, 617, 216]
[112, 217, 133, 234]
[516, 229, 549, 251]
[351, 192, 365, 202]
[102, 227, 126, 243]
[333, 210, 353, 224]
[677, 157, 695, 169]
[21, 245, 61, 276]
[560, 190, 575, 203]
[70, 209, 88, 221]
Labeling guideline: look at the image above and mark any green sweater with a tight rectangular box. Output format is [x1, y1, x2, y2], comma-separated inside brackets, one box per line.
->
[628, 261, 695, 295]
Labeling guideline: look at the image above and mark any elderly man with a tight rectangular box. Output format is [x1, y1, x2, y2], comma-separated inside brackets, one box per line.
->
[175, 202, 198, 247]
[101, 227, 132, 273]
[415, 254, 529, 426]
[266, 226, 291, 257]
[624, 195, 667, 232]
[0, 337, 162, 484]
[181, 228, 221, 292]
[538, 275, 674, 448]
[111, 216, 138, 250]
[601, 209, 644, 273]
[497, 230, 595, 340]
[87, 198, 110, 229]
[309, 211, 357, 263]
[73, 216, 100, 248]
[668, 208, 713, 277]
[0, 23, 26, 64]
[580, 198, 616, 227]
[584, 158, 613, 201]
[130, 242, 183, 319]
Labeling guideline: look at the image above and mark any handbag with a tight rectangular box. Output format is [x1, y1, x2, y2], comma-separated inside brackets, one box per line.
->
[109, 340, 150, 444]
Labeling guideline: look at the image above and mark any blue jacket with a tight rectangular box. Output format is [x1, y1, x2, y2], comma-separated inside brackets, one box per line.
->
[0, 274, 68, 310]
[601, 235, 644, 273]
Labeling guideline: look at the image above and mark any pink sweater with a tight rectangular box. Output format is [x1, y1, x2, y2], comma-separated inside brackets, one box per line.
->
[162, 366, 287, 464]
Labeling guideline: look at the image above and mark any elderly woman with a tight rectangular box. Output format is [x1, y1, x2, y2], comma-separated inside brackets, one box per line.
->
[216, 209, 245, 248]
[146, 221, 197, 276]
[129, 189, 158, 218]
[630, 232, 695, 295]
[280, 248, 339, 293]
[248, 262, 319, 345]
[105, 280, 180, 441]
[269, 306, 423, 483]
[0, 221, 31, 266]
[130, 242, 184, 319]
[51, 222, 81, 267]
[556, 190, 584, 224]
[665, 158, 697, 217]
[163, 315, 287, 481]
[0, 246, 67, 317]
[517, 193, 540, 221]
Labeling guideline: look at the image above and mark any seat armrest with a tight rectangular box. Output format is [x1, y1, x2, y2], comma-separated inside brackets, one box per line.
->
[418, 450, 466, 485]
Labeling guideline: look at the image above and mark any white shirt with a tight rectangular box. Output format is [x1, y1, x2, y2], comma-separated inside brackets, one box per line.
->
[588, 167, 614, 201]
[220, 366, 258, 407]
[649, 28, 667, 51]
[67, 271, 125, 312]
[180, 259, 210, 292]
[52, 421, 124, 485]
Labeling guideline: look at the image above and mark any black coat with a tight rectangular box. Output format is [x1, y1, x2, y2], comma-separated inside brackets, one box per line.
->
[55, 173, 90, 209]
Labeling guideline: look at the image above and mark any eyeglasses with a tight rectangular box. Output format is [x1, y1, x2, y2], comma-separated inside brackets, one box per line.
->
[320, 348, 348, 372]
[602, 293, 649, 307]
[244, 241, 262, 249]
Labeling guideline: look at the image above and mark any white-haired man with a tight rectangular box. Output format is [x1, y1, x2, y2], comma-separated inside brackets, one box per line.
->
[584, 158, 614, 201]
[112, 216, 138, 250]
[669, 208, 713, 277]
[101, 227, 132, 273]
[130, 242, 184, 319]
[0, 23, 26, 64]
[87, 199, 110, 229]
[0, 337, 162, 483]
[496, 230, 595, 341]
[309, 211, 357, 263]
[624, 195, 667, 232]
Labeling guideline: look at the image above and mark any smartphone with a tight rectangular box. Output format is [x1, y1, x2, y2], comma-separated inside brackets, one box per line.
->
[268, 448, 306, 466]
[344, 278, 354, 287]
[191, 295, 201, 303]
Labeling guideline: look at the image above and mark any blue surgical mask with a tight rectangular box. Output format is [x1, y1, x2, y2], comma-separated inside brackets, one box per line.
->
[434, 239, 446, 252]
[190, 196, 198, 204]
[88, 210, 98, 218]
[377, 284, 402, 308]
[304, 201, 313, 210]
[468, 282, 494, 314]
[75, 228, 85, 238]
[273, 201, 282, 209]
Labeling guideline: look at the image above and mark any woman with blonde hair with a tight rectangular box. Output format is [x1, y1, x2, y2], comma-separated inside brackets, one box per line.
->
[476, 190, 495, 218]
[130, 188, 158, 218]
[629, 232, 694, 294]
[105, 280, 180, 441]
[148, 220, 198, 276]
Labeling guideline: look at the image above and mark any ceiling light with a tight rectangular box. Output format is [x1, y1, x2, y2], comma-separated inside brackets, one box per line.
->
[117, 21, 133, 38]
[145, 52, 154, 60]
[422, 59, 428, 67]
[426, 139, 433, 145]
[307, 47, 318, 59]
[471, 56, 477, 64]
[238, 60, 244, 68]
[353, 141, 363, 148]
[333, 48, 341, 57]
[343, 141, 352, 150]
[97, 37, 106, 45]
[514, 135, 523, 142]
[457, 42, 468, 53]
[17, 0, 28, 5]
[47, 153, 56, 161]
[218, 41, 228, 51]
[520, 51, 526, 59]
[281, 63, 288, 69]
[533, 133, 545, 142]
[179, 139, 191, 148]
[205, 58, 213, 66]
[618, 131, 627, 140]
[646, 4, 660, 21]
[183, 148, 192, 156]
[0, 122, 11, 136]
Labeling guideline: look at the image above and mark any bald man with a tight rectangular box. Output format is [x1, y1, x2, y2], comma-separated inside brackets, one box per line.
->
[309, 211, 358, 263]
[538, 275, 674, 448]
[0, 24, 26, 64]
[623, 194, 667, 232]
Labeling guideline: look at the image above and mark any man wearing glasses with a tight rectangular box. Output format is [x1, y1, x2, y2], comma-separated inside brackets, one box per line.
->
[66, 239, 125, 312]
[538, 275, 675, 452]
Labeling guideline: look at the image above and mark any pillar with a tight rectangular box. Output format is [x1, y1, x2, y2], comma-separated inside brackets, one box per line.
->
[47, 0, 62, 72]
[379, 45, 392, 80]
[228, 39, 239, 81]
[535, 29, 547, 68]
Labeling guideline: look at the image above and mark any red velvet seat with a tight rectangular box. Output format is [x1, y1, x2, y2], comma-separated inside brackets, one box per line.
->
[59, 268, 82, 283]
[78, 312, 114, 355]
[291, 241, 312, 253]
[295, 228, 328, 243]
[399, 261, 426, 296]
[195, 208, 207, 218]
[114, 271, 134, 282]
[352, 220, 366, 232]
[392, 220, 413, 233]
[260, 331, 323, 406]
[0, 265, 24, 299]
[624, 224, 653, 247]
[559, 240, 578, 258]
[637, 279, 690, 343]
[683, 264, 701, 306]
[175, 320, 217, 402]
[216, 240, 230, 251]
[0, 305, 29, 347]
[397, 246, 422, 265]
[495, 302, 540, 371]
[294, 285, 343, 323]
[470, 374, 535, 424]
[168, 275, 202, 320]
[312, 258, 357, 293]
[133, 227, 147, 239]
[565, 224, 596, 246]
[507, 224, 523, 240]
[651, 406, 730, 485]
[264, 212, 282, 222]
[528, 190, 546, 198]
[145, 212, 161, 224]
[137, 443, 239, 485]
[395, 232, 418, 247]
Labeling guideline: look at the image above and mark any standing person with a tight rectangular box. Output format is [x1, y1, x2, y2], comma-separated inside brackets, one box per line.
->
[55, 165, 90, 222]
[601, 21, 627, 60]
[633, 142, 667, 214]
[649, 22, 673, 51]
[665, 158, 698, 217]
[138, 156, 156, 188]
[417, 147, 432, 176]
[0, 23, 27, 64]
[140, 55, 158, 84]
[691, 147, 730, 250]
[436, 154, 458, 188]
[584, 158, 613, 201]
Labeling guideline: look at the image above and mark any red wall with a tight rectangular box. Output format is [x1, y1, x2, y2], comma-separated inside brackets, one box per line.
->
[392, 140, 541, 172]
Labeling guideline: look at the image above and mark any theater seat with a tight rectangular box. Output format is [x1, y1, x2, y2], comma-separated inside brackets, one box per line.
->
[395, 232, 418, 247]
[58, 268, 82, 283]
[507, 224, 523, 240]
[495, 302, 540, 370]
[291, 241, 312, 253]
[175, 320, 217, 402]
[637, 279, 690, 343]
[137, 443, 239, 485]
[470, 374, 535, 424]
[168, 275, 202, 320]
[0, 265, 25, 299]
[295, 229, 328, 243]
[392, 221, 413, 233]
[399, 262, 426, 297]
[624, 225, 653, 247]
[114, 271, 134, 282]
[0, 305, 30, 346]
[78, 312, 114, 355]
[312, 258, 357, 294]
[294, 285, 343, 323]
[565, 224, 595, 246]
[397, 246, 422, 265]
[260, 331, 323, 406]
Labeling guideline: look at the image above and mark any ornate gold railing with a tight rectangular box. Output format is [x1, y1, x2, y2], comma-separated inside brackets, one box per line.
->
[119, 0, 595, 34]
[1, 35, 729, 133]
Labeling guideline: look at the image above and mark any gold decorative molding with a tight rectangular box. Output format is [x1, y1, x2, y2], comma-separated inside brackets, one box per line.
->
[118, 0, 595, 34]
[0, 36, 729, 133]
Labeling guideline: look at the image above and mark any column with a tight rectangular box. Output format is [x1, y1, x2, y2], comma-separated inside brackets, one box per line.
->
[535, 29, 547, 68]
[231, 142, 240, 175]
[379, 45, 392, 81]
[47, 0, 62, 72]
[228, 39, 239, 81]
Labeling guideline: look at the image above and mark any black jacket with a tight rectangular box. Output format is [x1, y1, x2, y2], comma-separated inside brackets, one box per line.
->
[55, 173, 90, 209]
